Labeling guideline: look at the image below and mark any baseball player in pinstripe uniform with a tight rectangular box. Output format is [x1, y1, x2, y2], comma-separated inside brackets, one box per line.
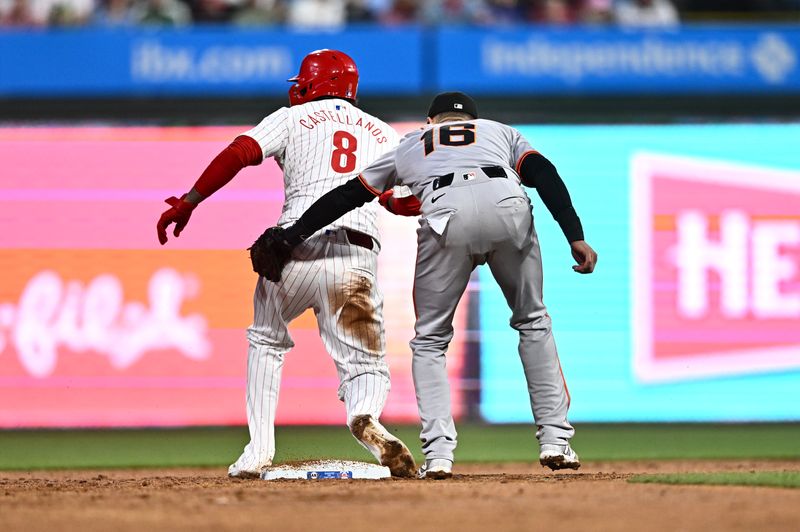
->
[254, 91, 598, 479]
[156, 50, 420, 479]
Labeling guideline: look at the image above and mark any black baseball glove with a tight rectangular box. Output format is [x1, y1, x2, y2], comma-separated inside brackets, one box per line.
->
[248, 226, 294, 282]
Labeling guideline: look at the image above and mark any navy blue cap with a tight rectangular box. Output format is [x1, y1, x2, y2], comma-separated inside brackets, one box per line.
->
[427, 91, 478, 119]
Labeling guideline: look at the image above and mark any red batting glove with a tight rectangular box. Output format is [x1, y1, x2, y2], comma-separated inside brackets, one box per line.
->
[379, 189, 422, 217]
[157, 195, 197, 245]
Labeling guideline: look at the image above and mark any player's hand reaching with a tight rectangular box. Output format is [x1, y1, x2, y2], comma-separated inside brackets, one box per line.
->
[379, 189, 422, 217]
[570, 240, 597, 274]
[157, 195, 197, 245]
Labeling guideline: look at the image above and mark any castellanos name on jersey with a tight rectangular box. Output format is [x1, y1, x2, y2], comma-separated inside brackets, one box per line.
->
[242, 99, 400, 243]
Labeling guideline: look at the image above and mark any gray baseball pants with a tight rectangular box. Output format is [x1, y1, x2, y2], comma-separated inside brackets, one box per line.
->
[410, 170, 574, 461]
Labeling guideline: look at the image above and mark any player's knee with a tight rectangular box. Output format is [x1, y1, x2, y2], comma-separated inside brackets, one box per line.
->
[510, 310, 552, 332]
[410, 332, 453, 352]
[246, 327, 293, 350]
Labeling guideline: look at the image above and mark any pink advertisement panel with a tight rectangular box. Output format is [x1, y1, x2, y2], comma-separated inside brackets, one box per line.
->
[632, 153, 800, 382]
[0, 126, 470, 427]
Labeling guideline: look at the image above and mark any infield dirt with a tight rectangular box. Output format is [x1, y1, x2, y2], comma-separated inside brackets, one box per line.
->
[2, 460, 799, 532]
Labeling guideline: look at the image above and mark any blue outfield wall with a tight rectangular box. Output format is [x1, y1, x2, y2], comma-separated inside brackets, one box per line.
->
[0, 27, 425, 96]
[1, 25, 800, 96]
[437, 25, 800, 94]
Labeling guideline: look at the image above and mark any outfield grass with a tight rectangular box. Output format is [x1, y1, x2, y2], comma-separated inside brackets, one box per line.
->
[630, 471, 800, 489]
[0, 424, 798, 471]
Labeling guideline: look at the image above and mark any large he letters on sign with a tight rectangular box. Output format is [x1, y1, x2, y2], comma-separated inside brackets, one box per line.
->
[632, 153, 800, 382]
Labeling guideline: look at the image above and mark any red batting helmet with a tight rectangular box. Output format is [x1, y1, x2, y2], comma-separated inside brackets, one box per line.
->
[288, 49, 359, 106]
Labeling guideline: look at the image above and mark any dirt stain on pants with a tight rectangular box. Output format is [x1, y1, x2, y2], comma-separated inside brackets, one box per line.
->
[331, 272, 382, 355]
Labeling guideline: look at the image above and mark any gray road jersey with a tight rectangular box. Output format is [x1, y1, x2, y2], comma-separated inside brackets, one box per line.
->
[359, 118, 535, 202]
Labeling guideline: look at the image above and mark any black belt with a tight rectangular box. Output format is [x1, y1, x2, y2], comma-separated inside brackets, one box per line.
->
[345, 229, 374, 250]
[432, 166, 507, 191]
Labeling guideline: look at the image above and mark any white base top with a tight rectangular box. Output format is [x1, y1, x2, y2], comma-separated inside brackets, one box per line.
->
[260, 460, 392, 480]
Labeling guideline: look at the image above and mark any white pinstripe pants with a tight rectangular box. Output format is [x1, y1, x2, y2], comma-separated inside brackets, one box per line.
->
[234, 229, 391, 471]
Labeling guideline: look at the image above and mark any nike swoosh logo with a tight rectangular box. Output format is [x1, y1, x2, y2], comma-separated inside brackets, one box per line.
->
[431, 193, 445, 203]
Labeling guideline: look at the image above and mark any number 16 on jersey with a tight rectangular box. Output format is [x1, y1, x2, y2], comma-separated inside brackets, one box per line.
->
[421, 124, 476, 156]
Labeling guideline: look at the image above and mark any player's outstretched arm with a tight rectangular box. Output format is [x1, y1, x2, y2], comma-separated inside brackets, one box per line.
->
[157, 135, 263, 245]
[284, 177, 378, 245]
[517, 151, 597, 274]
[248, 177, 377, 282]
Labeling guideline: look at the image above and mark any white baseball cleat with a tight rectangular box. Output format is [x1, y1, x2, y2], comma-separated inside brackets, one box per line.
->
[350, 415, 417, 478]
[227, 458, 271, 479]
[539, 444, 581, 471]
[417, 459, 453, 480]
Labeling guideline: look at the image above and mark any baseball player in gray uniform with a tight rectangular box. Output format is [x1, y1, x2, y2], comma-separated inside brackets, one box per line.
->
[256, 92, 597, 479]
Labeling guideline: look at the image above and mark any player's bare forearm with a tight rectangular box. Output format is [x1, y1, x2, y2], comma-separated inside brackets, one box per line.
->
[517, 151, 584, 243]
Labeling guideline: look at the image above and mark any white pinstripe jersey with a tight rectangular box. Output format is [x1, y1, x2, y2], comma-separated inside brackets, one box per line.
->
[242, 99, 399, 243]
